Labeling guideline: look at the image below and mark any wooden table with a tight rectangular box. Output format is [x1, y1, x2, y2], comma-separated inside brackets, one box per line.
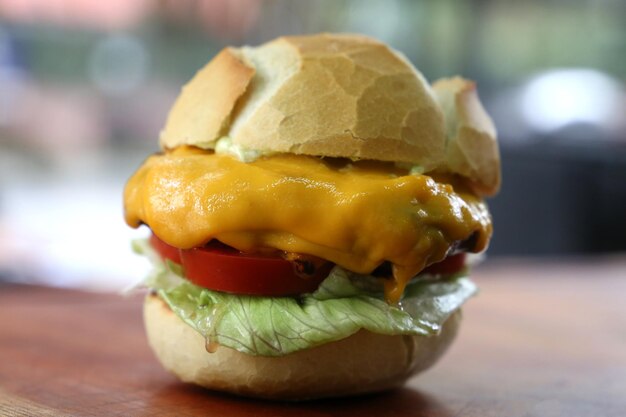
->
[1, 258, 625, 416]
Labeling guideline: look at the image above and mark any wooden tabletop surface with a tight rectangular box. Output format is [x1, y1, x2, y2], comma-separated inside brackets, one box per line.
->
[1, 258, 625, 417]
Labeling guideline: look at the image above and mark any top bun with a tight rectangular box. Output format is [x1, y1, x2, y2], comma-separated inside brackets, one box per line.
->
[432, 77, 500, 195]
[160, 33, 500, 195]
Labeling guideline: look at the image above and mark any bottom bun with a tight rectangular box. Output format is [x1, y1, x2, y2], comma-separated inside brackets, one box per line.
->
[144, 293, 461, 400]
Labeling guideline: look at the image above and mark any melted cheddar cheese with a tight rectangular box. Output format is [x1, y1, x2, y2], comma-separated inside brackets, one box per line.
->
[124, 147, 492, 302]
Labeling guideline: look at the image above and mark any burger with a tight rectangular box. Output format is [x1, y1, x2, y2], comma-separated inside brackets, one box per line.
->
[124, 33, 500, 400]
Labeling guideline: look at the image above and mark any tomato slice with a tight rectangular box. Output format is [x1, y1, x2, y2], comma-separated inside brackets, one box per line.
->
[150, 234, 333, 296]
[149, 234, 466, 297]
[149, 233, 181, 264]
[422, 253, 466, 276]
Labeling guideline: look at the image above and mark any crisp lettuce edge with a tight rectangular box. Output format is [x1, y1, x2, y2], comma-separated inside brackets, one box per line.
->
[133, 239, 477, 357]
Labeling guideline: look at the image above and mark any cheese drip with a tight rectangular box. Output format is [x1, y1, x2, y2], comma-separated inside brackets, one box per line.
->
[125, 147, 492, 303]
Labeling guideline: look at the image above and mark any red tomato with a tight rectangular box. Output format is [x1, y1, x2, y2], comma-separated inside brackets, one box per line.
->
[422, 253, 466, 276]
[150, 233, 181, 264]
[150, 234, 333, 296]
[149, 234, 466, 296]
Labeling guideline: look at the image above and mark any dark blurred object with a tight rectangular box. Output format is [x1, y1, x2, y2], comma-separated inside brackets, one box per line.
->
[489, 141, 626, 256]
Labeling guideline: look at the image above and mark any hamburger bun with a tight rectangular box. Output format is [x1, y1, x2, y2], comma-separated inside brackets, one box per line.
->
[159, 33, 499, 195]
[144, 294, 462, 400]
[129, 33, 497, 401]
[433, 77, 500, 195]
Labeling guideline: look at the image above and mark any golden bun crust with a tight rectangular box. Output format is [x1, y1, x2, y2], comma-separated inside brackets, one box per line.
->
[432, 77, 501, 195]
[159, 33, 499, 195]
[160, 33, 446, 173]
[159, 48, 255, 149]
[144, 294, 462, 400]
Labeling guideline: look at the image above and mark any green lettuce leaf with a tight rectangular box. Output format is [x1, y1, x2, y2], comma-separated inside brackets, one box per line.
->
[134, 239, 476, 356]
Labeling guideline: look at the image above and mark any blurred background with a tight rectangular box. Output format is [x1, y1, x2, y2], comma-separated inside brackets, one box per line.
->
[1, 0, 625, 291]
